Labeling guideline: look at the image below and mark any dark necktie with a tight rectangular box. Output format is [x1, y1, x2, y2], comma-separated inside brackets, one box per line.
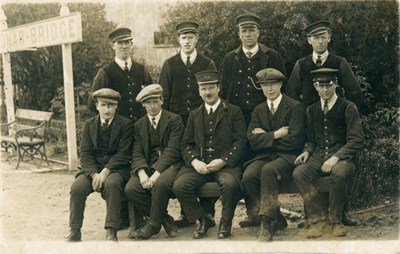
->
[151, 117, 157, 129]
[316, 55, 322, 67]
[270, 102, 275, 115]
[124, 61, 128, 72]
[246, 51, 252, 59]
[102, 119, 109, 132]
[186, 56, 191, 67]
[209, 107, 213, 115]
[323, 100, 329, 115]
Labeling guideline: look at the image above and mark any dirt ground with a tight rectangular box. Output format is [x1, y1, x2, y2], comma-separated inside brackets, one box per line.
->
[0, 153, 399, 254]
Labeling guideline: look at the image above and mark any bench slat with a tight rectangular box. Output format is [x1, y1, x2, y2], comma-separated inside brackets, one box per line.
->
[16, 108, 53, 122]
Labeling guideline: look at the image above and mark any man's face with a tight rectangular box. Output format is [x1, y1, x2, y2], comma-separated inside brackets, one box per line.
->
[307, 31, 331, 54]
[198, 83, 220, 106]
[112, 39, 133, 60]
[96, 99, 117, 120]
[178, 33, 198, 55]
[314, 82, 337, 101]
[142, 97, 163, 117]
[260, 82, 282, 101]
[238, 26, 260, 49]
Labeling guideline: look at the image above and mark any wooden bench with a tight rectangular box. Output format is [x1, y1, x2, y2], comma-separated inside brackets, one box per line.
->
[0, 108, 53, 169]
[195, 177, 330, 197]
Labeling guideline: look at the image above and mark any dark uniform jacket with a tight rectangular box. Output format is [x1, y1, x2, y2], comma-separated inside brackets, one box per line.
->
[159, 53, 216, 118]
[286, 53, 363, 108]
[131, 110, 184, 175]
[89, 60, 153, 122]
[179, 100, 247, 178]
[304, 97, 364, 161]
[221, 43, 286, 110]
[245, 94, 305, 167]
[78, 114, 133, 180]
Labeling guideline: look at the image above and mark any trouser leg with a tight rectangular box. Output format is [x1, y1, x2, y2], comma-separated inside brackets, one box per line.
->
[215, 171, 242, 222]
[69, 174, 93, 229]
[242, 160, 266, 217]
[101, 172, 126, 229]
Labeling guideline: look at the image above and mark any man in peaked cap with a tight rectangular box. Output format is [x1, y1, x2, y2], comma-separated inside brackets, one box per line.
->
[242, 68, 305, 241]
[286, 20, 364, 110]
[67, 88, 133, 242]
[159, 20, 217, 227]
[88, 27, 153, 123]
[293, 68, 363, 238]
[172, 70, 247, 239]
[124, 84, 185, 240]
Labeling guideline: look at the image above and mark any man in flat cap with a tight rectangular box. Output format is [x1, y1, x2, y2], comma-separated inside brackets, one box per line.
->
[159, 20, 217, 227]
[242, 68, 305, 241]
[172, 70, 247, 239]
[293, 68, 363, 238]
[286, 20, 363, 109]
[124, 84, 184, 240]
[66, 88, 133, 242]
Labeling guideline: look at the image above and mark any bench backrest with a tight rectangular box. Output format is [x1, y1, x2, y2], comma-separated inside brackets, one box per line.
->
[10, 109, 53, 137]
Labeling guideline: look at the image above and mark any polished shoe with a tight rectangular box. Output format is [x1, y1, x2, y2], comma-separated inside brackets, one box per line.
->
[162, 214, 178, 238]
[343, 213, 358, 226]
[105, 227, 118, 241]
[274, 212, 288, 231]
[193, 214, 216, 239]
[175, 215, 195, 228]
[131, 223, 161, 240]
[239, 215, 261, 228]
[66, 229, 81, 242]
[217, 219, 232, 239]
[127, 227, 135, 239]
[258, 217, 274, 241]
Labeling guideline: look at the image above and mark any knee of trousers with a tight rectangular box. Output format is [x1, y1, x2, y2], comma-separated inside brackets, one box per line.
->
[70, 178, 91, 198]
[171, 179, 188, 199]
[329, 173, 347, 189]
[292, 165, 307, 182]
[124, 180, 143, 200]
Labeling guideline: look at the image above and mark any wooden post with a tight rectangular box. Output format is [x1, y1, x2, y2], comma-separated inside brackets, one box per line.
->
[0, 4, 15, 124]
[60, 3, 78, 170]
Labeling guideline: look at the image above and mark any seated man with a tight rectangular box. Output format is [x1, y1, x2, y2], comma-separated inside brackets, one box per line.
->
[125, 84, 184, 240]
[172, 70, 247, 239]
[293, 68, 364, 238]
[242, 68, 305, 241]
[66, 88, 133, 242]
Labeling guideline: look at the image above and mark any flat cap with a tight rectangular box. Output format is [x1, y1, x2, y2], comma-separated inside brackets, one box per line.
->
[195, 70, 220, 85]
[235, 14, 261, 28]
[304, 20, 330, 37]
[176, 20, 199, 35]
[256, 68, 286, 84]
[92, 88, 121, 103]
[108, 27, 133, 42]
[136, 84, 163, 102]
[311, 68, 339, 84]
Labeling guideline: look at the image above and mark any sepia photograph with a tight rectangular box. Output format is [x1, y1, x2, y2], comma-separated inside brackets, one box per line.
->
[0, 0, 399, 253]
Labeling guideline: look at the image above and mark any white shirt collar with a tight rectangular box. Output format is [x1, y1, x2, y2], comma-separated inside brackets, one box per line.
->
[205, 99, 221, 114]
[312, 50, 329, 65]
[180, 50, 197, 65]
[115, 57, 132, 71]
[100, 117, 114, 126]
[147, 110, 162, 128]
[242, 44, 259, 56]
[267, 93, 283, 111]
[320, 94, 338, 111]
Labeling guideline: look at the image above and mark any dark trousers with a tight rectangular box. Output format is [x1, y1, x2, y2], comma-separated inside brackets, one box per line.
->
[172, 167, 242, 223]
[293, 155, 356, 224]
[242, 158, 293, 220]
[69, 173, 126, 230]
[124, 166, 179, 228]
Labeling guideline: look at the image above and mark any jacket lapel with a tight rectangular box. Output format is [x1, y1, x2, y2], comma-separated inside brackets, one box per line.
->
[259, 102, 272, 131]
[214, 101, 227, 130]
[90, 116, 100, 147]
[194, 105, 206, 150]
[275, 95, 289, 127]
[158, 111, 169, 147]
[109, 115, 122, 148]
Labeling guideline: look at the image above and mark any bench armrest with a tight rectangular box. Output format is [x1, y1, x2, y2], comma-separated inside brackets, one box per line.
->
[15, 121, 47, 142]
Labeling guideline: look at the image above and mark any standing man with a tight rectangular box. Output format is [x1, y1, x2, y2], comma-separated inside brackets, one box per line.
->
[89, 27, 153, 123]
[172, 70, 247, 239]
[221, 14, 286, 126]
[242, 68, 305, 241]
[293, 68, 364, 238]
[66, 88, 133, 242]
[159, 20, 217, 226]
[88, 27, 153, 229]
[124, 84, 184, 240]
[286, 21, 363, 109]
[159, 20, 216, 125]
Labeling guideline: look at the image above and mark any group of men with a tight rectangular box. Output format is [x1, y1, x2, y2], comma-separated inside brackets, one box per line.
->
[66, 14, 364, 242]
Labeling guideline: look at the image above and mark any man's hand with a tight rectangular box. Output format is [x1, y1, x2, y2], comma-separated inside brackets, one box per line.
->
[206, 159, 227, 172]
[294, 151, 310, 165]
[148, 170, 160, 189]
[251, 128, 266, 135]
[138, 169, 150, 189]
[92, 168, 110, 192]
[191, 159, 209, 175]
[274, 126, 289, 139]
[321, 156, 339, 173]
